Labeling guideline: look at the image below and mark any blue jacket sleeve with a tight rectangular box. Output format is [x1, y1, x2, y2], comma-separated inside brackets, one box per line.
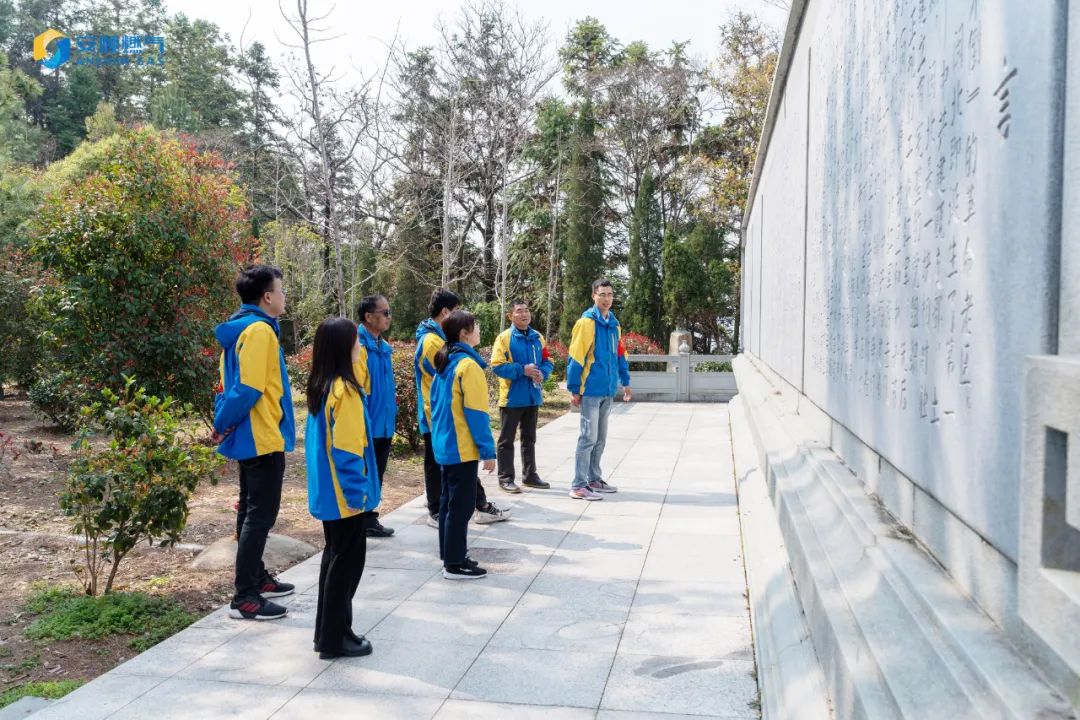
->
[214, 383, 262, 434]
[490, 332, 523, 380]
[464, 406, 496, 460]
[617, 335, 631, 387]
[460, 364, 496, 460]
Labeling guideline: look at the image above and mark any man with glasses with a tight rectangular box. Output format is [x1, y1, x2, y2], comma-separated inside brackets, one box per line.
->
[212, 264, 296, 620]
[357, 294, 397, 537]
[566, 279, 632, 500]
[491, 300, 554, 493]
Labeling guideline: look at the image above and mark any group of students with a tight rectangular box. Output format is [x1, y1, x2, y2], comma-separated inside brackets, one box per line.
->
[211, 265, 632, 660]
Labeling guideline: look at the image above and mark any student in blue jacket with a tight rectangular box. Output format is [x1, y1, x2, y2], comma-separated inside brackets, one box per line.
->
[566, 278, 633, 500]
[356, 294, 397, 538]
[213, 265, 296, 621]
[490, 300, 554, 493]
[430, 310, 496, 580]
[305, 317, 380, 659]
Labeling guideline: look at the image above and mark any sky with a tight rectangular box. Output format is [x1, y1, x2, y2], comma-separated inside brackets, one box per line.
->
[165, 0, 788, 87]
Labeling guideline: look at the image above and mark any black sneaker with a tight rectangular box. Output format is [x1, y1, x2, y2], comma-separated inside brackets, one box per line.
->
[366, 520, 395, 537]
[498, 479, 522, 493]
[229, 597, 288, 620]
[259, 573, 295, 599]
[443, 563, 488, 580]
[463, 555, 480, 569]
[522, 477, 550, 489]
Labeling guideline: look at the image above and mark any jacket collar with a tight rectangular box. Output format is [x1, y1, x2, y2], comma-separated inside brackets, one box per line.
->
[449, 342, 487, 369]
[358, 324, 391, 354]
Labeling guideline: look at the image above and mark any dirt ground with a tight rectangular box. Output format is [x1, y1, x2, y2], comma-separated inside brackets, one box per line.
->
[0, 393, 569, 694]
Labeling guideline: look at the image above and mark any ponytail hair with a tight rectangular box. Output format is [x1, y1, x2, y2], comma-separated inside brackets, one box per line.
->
[434, 309, 476, 373]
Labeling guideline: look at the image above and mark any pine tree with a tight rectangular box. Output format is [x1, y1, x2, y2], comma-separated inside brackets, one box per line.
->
[560, 99, 606, 343]
[625, 168, 664, 342]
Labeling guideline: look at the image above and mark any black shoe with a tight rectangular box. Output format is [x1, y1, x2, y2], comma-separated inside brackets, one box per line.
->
[229, 597, 288, 620]
[443, 563, 487, 580]
[258, 572, 295, 599]
[499, 479, 522, 493]
[366, 520, 395, 537]
[463, 555, 479, 569]
[522, 477, 550, 489]
[319, 635, 373, 659]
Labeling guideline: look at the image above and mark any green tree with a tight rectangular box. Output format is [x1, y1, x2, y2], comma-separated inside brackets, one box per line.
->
[84, 99, 119, 142]
[44, 65, 101, 156]
[624, 168, 663, 341]
[559, 99, 606, 343]
[694, 12, 779, 350]
[509, 96, 574, 339]
[0, 50, 44, 164]
[29, 127, 256, 426]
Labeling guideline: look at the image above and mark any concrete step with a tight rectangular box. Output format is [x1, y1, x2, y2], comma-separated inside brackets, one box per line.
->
[734, 355, 1072, 719]
[0, 697, 53, 720]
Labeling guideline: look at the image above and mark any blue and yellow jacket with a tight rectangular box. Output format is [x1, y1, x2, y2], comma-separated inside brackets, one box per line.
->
[305, 377, 381, 521]
[491, 326, 554, 408]
[431, 343, 496, 465]
[213, 305, 296, 460]
[358, 325, 397, 439]
[413, 318, 445, 435]
[566, 306, 631, 398]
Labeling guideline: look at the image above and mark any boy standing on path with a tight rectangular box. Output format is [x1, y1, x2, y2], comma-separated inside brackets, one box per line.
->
[491, 300, 554, 493]
[213, 265, 296, 620]
[415, 289, 510, 527]
[566, 279, 632, 501]
[357, 294, 398, 538]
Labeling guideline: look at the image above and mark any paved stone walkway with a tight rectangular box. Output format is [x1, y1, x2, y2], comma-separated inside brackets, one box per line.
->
[33, 403, 756, 720]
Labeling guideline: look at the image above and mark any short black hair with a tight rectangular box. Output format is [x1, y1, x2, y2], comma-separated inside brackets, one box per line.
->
[508, 299, 529, 310]
[591, 278, 613, 293]
[357, 294, 387, 324]
[428, 288, 460, 318]
[236, 264, 283, 305]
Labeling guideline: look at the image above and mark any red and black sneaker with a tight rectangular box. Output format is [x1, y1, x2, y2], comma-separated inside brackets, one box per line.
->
[229, 597, 288, 621]
[259, 572, 295, 599]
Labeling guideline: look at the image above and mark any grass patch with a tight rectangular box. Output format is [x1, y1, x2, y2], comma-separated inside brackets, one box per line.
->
[0, 680, 84, 709]
[24, 585, 197, 652]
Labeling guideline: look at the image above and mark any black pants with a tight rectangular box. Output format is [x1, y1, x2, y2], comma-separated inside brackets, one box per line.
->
[233, 452, 285, 602]
[424, 432, 487, 515]
[313, 512, 369, 654]
[439, 461, 478, 566]
[373, 437, 392, 487]
[497, 406, 540, 483]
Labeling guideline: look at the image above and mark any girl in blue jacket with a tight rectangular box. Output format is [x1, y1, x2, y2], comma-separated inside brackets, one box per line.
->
[430, 310, 496, 579]
[305, 317, 380, 658]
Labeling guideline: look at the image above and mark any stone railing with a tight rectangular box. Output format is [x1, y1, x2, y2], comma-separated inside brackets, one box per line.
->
[621, 353, 736, 402]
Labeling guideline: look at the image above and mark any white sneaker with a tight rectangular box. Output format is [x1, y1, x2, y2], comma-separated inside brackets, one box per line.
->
[426, 513, 439, 529]
[472, 502, 511, 524]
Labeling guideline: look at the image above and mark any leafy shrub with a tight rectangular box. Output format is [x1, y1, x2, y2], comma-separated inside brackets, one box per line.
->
[27, 370, 88, 432]
[286, 345, 313, 397]
[546, 339, 568, 381]
[29, 127, 257, 425]
[694, 359, 733, 372]
[389, 341, 421, 451]
[24, 584, 195, 651]
[621, 331, 664, 355]
[469, 301, 502, 347]
[622, 331, 666, 372]
[61, 377, 223, 595]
